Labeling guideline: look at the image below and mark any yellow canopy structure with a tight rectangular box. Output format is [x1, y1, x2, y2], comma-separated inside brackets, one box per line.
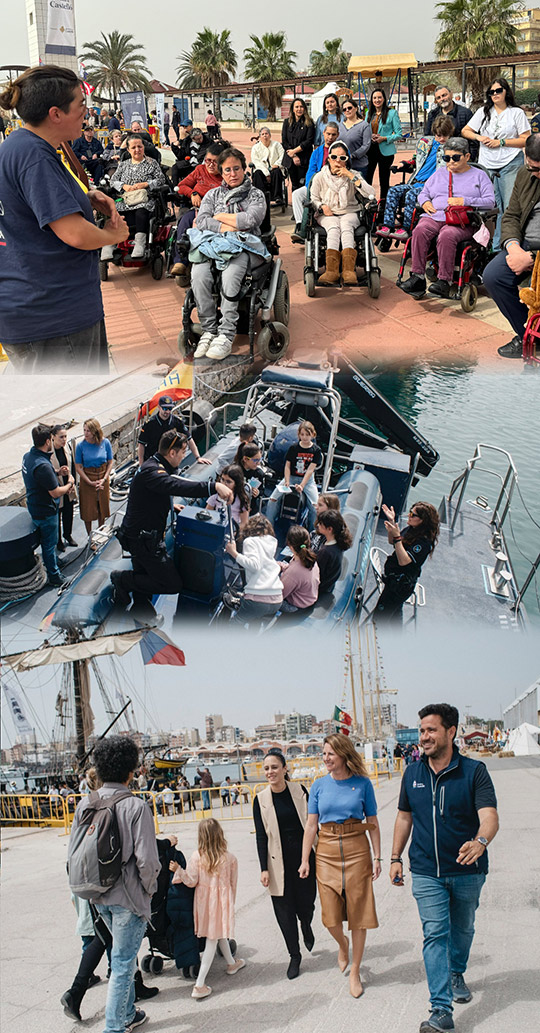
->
[348, 54, 418, 76]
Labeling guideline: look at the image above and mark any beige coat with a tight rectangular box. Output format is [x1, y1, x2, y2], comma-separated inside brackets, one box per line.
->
[310, 164, 373, 214]
[51, 441, 77, 507]
[257, 781, 310, 896]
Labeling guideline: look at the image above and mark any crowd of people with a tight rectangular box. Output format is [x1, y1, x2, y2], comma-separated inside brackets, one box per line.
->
[63, 710, 498, 1032]
[1, 64, 538, 372]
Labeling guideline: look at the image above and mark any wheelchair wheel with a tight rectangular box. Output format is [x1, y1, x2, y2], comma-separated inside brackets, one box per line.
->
[141, 955, 152, 972]
[377, 238, 392, 253]
[258, 323, 290, 362]
[460, 283, 478, 312]
[273, 271, 290, 325]
[305, 271, 315, 297]
[99, 261, 109, 282]
[368, 270, 381, 299]
[149, 956, 163, 974]
[425, 264, 437, 283]
[151, 255, 164, 281]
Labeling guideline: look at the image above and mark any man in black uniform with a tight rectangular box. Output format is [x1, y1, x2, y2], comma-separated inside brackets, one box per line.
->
[110, 430, 232, 615]
[137, 395, 211, 466]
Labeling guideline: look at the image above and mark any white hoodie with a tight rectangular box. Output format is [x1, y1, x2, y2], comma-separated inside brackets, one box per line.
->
[234, 535, 283, 598]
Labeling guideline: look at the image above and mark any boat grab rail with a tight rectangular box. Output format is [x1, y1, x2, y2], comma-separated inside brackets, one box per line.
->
[446, 443, 539, 612]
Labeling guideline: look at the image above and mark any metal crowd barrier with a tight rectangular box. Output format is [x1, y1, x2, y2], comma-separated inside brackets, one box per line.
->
[1, 761, 404, 833]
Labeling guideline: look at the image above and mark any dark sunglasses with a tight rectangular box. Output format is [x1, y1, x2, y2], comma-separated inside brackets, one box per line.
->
[342, 105, 354, 111]
[329, 154, 348, 161]
[488, 87, 504, 95]
[526, 162, 540, 173]
[409, 509, 421, 516]
[442, 154, 463, 163]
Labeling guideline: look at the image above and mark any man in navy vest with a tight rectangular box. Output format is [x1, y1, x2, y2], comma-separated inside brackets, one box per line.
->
[390, 703, 499, 1033]
[22, 424, 75, 586]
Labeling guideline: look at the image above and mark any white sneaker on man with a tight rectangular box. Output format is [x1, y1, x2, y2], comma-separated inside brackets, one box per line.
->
[101, 245, 115, 260]
[130, 233, 146, 259]
[193, 332, 216, 358]
[206, 334, 233, 360]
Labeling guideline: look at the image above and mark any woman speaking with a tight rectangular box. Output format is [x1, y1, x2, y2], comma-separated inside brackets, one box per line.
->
[253, 749, 316, 980]
[299, 734, 381, 998]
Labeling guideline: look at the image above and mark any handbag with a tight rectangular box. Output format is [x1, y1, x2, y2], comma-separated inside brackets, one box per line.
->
[124, 187, 148, 206]
[445, 171, 473, 227]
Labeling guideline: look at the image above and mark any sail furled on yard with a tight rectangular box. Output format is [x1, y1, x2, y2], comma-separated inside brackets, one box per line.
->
[5, 632, 144, 671]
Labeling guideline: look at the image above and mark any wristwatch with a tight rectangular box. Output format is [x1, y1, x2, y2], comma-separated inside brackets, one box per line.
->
[476, 836, 488, 848]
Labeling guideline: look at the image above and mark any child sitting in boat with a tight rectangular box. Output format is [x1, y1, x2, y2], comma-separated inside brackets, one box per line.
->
[313, 509, 353, 597]
[266, 422, 322, 531]
[279, 525, 320, 612]
[224, 514, 283, 623]
[206, 464, 249, 532]
[310, 493, 341, 550]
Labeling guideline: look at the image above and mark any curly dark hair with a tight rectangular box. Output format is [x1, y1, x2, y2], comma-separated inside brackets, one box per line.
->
[405, 501, 440, 553]
[93, 736, 140, 783]
[238, 513, 274, 542]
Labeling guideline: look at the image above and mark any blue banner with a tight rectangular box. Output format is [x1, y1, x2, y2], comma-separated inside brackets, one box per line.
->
[119, 91, 148, 130]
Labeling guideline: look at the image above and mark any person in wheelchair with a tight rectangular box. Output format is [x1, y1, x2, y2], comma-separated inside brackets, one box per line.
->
[250, 127, 285, 203]
[399, 138, 494, 299]
[170, 144, 226, 278]
[373, 501, 440, 623]
[378, 115, 454, 239]
[291, 122, 340, 242]
[310, 141, 373, 285]
[100, 135, 166, 260]
[102, 129, 124, 174]
[265, 422, 321, 531]
[189, 147, 268, 361]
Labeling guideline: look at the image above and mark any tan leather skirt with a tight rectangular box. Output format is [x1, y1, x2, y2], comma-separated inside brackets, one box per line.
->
[316, 819, 379, 930]
[78, 464, 110, 523]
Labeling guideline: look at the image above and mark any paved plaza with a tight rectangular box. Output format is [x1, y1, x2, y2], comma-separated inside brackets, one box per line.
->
[1, 757, 539, 1033]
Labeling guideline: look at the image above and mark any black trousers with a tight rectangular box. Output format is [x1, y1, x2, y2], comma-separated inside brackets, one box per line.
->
[287, 163, 308, 191]
[374, 575, 417, 623]
[124, 207, 150, 235]
[271, 850, 316, 958]
[365, 144, 395, 201]
[69, 924, 111, 997]
[482, 249, 529, 340]
[171, 161, 194, 187]
[252, 167, 283, 202]
[58, 497, 74, 543]
[122, 539, 182, 605]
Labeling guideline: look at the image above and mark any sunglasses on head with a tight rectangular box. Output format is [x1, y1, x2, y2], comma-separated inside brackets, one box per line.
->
[442, 154, 463, 163]
[488, 87, 504, 95]
[330, 154, 348, 161]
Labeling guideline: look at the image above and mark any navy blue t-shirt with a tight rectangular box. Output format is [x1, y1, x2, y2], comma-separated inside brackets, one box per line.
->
[0, 128, 103, 343]
[22, 447, 59, 519]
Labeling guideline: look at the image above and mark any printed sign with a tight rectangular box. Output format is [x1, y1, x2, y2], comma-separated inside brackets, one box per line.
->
[120, 91, 148, 130]
[45, 0, 77, 57]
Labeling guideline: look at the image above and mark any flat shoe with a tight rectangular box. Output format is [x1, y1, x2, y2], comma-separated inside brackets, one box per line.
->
[192, 985, 212, 999]
[226, 958, 245, 975]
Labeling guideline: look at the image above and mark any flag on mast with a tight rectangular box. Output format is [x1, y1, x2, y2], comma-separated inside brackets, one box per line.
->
[139, 629, 186, 667]
[333, 705, 352, 735]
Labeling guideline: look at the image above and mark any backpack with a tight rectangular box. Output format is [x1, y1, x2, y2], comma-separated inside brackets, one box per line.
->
[67, 789, 133, 899]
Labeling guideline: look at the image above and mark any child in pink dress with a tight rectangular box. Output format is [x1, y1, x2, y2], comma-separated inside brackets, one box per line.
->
[170, 818, 245, 999]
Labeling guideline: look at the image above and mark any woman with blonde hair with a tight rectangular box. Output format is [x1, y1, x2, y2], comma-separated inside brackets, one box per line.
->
[299, 733, 381, 998]
[74, 418, 113, 536]
[171, 818, 245, 999]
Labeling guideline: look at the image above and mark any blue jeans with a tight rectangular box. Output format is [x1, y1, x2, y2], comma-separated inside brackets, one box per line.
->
[32, 512, 61, 578]
[94, 904, 147, 1033]
[202, 789, 211, 809]
[481, 152, 524, 250]
[412, 873, 486, 1013]
[266, 475, 318, 531]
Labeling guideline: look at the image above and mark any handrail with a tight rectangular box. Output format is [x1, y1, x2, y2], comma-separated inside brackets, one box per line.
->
[446, 443, 538, 614]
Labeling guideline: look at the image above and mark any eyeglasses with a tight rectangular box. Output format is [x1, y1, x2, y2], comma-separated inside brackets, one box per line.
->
[442, 154, 463, 163]
[222, 165, 242, 173]
[342, 105, 354, 112]
[329, 154, 348, 161]
[488, 87, 504, 95]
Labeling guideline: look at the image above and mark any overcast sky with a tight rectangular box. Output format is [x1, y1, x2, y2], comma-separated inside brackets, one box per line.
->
[2, 624, 538, 748]
[3, 4, 441, 85]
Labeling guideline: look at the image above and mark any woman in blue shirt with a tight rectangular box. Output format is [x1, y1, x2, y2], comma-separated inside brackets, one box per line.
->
[299, 733, 381, 998]
[75, 419, 113, 536]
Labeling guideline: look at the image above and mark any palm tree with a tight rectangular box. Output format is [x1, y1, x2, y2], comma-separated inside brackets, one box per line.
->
[176, 29, 237, 90]
[79, 31, 151, 106]
[435, 0, 520, 103]
[243, 32, 297, 120]
[309, 38, 351, 78]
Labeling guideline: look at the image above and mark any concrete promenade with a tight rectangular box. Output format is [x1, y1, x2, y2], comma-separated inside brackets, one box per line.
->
[1, 757, 539, 1033]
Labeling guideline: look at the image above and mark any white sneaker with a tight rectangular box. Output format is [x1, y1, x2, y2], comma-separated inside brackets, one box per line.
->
[193, 332, 215, 357]
[130, 233, 146, 259]
[101, 245, 114, 260]
[206, 334, 233, 360]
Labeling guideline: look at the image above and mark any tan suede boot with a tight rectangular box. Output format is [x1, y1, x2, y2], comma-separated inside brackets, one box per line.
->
[342, 248, 358, 285]
[318, 249, 341, 285]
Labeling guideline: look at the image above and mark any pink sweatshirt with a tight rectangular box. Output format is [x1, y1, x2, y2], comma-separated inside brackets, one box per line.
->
[280, 556, 320, 608]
